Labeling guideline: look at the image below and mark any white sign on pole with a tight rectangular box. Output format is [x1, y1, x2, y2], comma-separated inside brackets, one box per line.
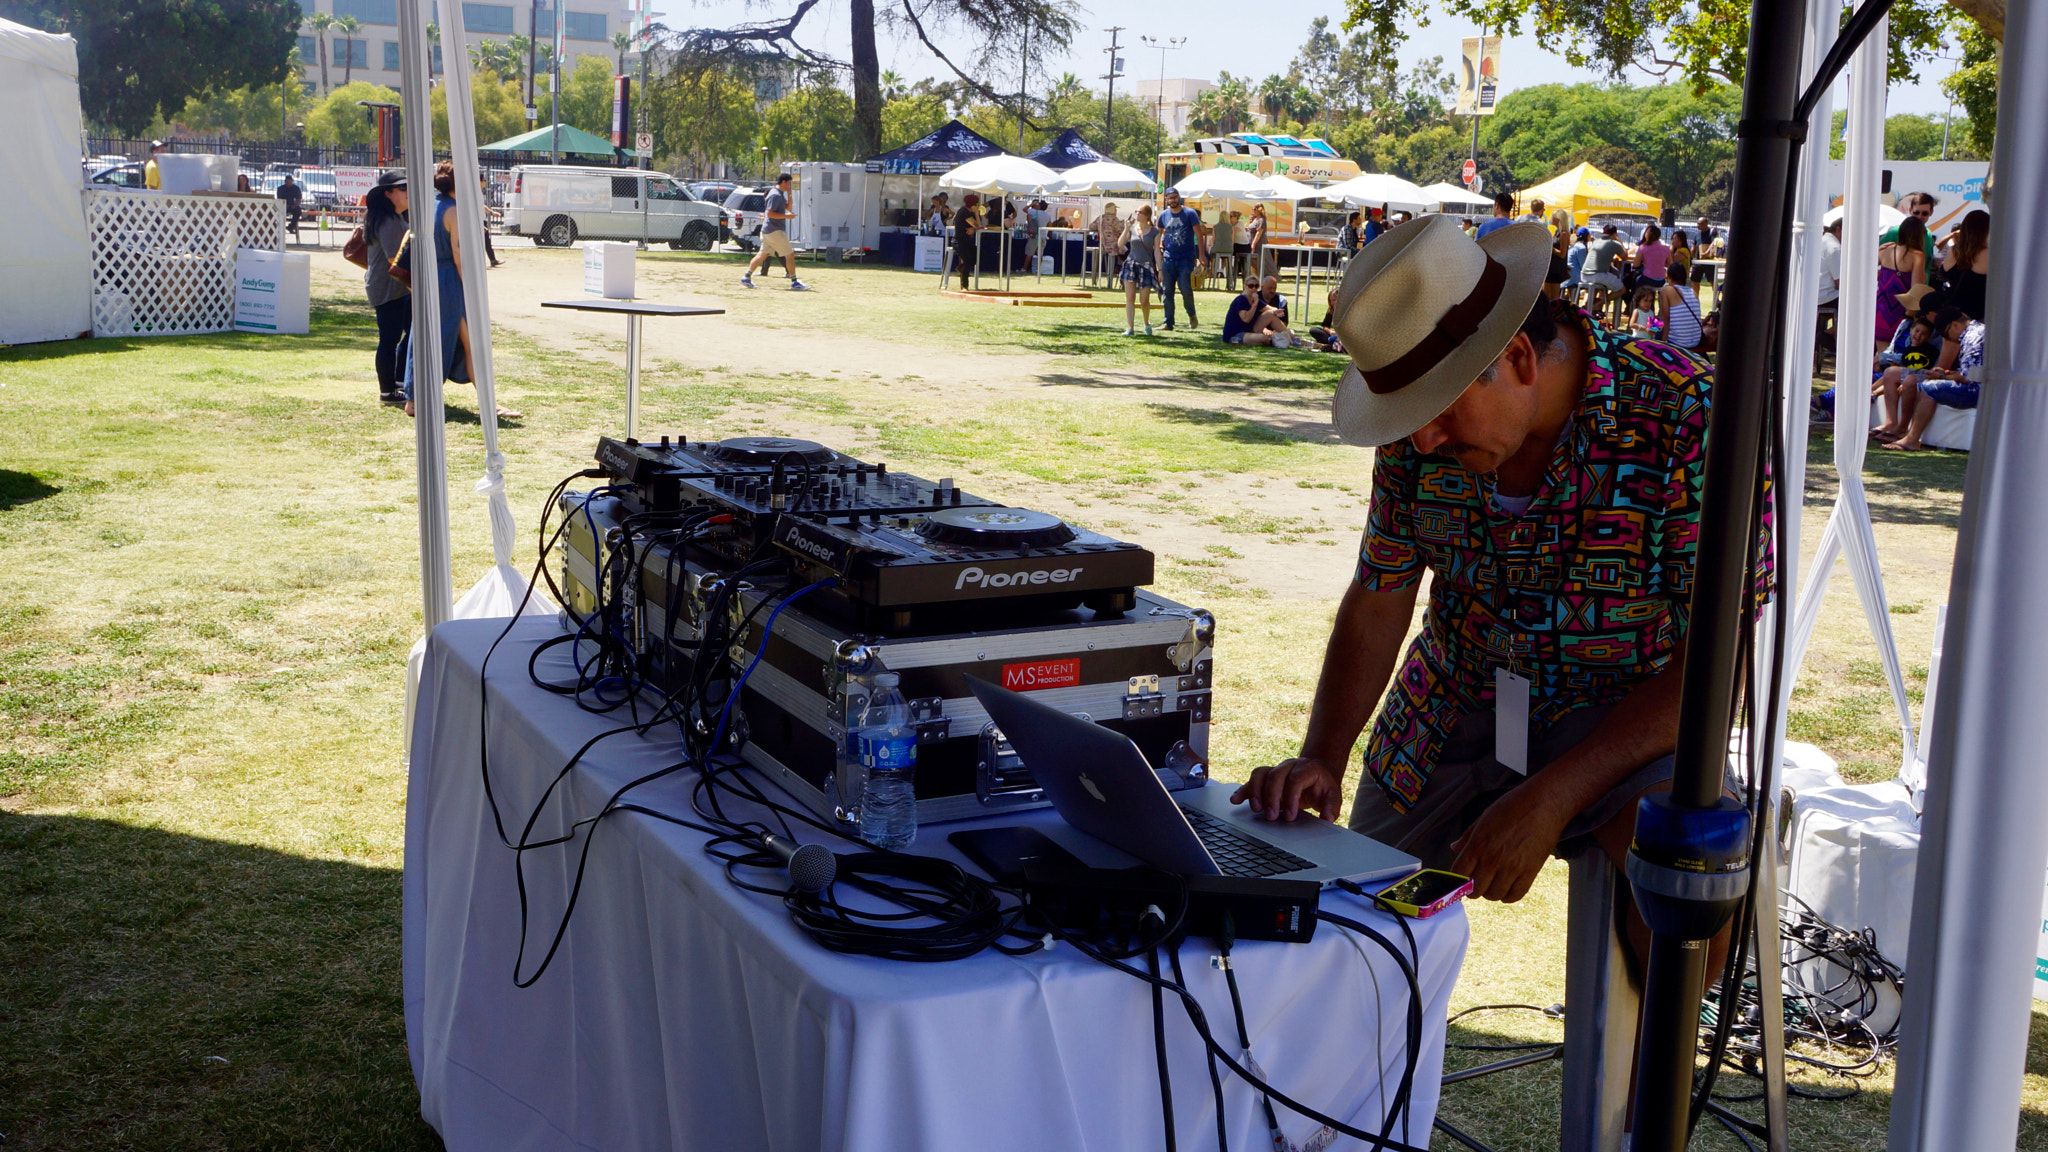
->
[636, 132, 654, 158]
[1470, 175, 1484, 196]
[335, 166, 379, 201]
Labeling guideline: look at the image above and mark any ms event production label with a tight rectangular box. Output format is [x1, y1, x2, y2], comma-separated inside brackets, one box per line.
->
[1001, 658, 1081, 692]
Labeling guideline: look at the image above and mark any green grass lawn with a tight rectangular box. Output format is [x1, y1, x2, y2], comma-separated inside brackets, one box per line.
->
[2, 255, 2042, 1150]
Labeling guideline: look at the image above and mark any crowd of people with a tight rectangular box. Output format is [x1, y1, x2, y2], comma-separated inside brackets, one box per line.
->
[1812, 190, 1993, 451]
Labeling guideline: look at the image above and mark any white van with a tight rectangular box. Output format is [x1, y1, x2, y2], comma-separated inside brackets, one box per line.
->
[504, 165, 723, 250]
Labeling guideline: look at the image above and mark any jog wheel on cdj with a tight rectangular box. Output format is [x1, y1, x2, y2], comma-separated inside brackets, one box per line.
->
[915, 507, 1077, 550]
[701, 436, 839, 468]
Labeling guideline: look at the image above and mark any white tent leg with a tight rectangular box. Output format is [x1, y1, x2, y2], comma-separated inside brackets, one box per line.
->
[398, 0, 451, 634]
[1889, 0, 2048, 1138]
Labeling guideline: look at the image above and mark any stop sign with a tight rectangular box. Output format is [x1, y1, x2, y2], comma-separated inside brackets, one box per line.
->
[1462, 159, 1478, 186]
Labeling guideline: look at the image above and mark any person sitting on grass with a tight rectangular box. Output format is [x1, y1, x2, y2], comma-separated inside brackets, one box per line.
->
[1877, 306, 1980, 451]
[1222, 274, 1296, 347]
[1308, 291, 1344, 353]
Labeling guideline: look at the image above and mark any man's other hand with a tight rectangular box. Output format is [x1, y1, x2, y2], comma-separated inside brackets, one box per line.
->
[1450, 780, 1570, 903]
[1230, 758, 1343, 822]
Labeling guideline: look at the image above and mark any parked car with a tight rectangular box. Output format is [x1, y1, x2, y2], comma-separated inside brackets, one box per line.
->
[722, 186, 769, 251]
[88, 162, 147, 188]
[296, 168, 340, 207]
[503, 165, 722, 249]
[689, 180, 739, 207]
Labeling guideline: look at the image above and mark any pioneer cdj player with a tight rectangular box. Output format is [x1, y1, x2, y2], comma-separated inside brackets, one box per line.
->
[557, 434, 1214, 826]
[590, 434, 1153, 630]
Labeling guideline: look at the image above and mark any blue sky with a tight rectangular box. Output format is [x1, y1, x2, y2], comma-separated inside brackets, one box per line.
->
[656, 0, 1962, 117]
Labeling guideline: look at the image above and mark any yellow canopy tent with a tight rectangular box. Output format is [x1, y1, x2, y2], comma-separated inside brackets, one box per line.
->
[1515, 162, 1662, 225]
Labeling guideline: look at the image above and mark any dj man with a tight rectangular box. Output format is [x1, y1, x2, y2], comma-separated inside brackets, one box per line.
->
[1233, 214, 1759, 951]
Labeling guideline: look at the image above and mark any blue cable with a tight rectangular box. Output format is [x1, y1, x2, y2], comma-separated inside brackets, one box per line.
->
[704, 576, 839, 760]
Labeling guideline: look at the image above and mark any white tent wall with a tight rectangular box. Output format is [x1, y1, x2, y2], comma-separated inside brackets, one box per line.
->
[0, 17, 89, 345]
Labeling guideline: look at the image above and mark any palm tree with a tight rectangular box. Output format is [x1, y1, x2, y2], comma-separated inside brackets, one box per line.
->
[472, 38, 514, 78]
[335, 14, 362, 87]
[1257, 74, 1289, 125]
[879, 69, 906, 101]
[306, 11, 334, 93]
[1048, 71, 1083, 102]
[424, 21, 440, 75]
[612, 31, 632, 75]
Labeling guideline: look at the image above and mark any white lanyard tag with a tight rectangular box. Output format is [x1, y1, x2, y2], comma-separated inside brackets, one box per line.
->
[1495, 668, 1531, 775]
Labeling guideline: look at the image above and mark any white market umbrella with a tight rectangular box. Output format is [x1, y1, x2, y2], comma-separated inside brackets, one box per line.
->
[939, 154, 1062, 195]
[1420, 181, 1495, 210]
[1170, 166, 1270, 199]
[1052, 160, 1157, 195]
[1321, 173, 1432, 212]
[1243, 173, 1325, 202]
[1823, 201, 1907, 229]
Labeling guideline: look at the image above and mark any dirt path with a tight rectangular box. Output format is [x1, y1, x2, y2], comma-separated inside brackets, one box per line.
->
[303, 242, 1376, 601]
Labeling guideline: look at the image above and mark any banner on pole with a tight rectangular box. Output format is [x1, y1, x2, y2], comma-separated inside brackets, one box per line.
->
[1454, 36, 1502, 116]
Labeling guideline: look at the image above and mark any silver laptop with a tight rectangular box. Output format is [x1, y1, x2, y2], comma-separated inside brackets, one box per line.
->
[966, 678, 1417, 888]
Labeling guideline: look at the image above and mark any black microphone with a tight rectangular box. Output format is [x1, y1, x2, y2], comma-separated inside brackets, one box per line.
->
[761, 833, 837, 893]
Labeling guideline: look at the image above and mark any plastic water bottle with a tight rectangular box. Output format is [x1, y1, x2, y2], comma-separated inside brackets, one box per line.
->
[855, 673, 918, 850]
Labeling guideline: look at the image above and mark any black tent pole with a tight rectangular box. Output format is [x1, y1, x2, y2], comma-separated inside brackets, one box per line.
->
[1624, 0, 1805, 1147]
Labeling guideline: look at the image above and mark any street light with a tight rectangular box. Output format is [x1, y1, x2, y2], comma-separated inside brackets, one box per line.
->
[1139, 35, 1184, 135]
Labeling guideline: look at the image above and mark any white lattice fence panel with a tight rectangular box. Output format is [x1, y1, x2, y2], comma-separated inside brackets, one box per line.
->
[86, 191, 287, 338]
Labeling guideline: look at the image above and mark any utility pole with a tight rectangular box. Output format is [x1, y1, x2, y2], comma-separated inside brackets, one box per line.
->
[1139, 35, 1184, 136]
[549, 0, 564, 165]
[1101, 27, 1124, 159]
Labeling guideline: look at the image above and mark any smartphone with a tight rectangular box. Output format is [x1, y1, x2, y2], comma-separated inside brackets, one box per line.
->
[1374, 869, 1474, 919]
[949, 826, 1086, 886]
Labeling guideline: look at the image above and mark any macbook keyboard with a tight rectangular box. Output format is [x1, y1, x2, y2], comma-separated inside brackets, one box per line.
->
[1179, 806, 1315, 878]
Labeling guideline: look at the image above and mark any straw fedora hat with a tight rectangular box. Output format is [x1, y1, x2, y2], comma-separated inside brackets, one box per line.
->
[1330, 215, 1554, 446]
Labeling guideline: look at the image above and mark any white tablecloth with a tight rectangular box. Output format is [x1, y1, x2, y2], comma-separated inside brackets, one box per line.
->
[404, 618, 1468, 1152]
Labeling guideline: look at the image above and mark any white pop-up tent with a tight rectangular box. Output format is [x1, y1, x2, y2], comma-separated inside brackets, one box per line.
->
[0, 17, 90, 344]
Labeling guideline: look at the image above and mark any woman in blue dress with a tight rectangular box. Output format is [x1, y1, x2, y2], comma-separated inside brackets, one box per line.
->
[404, 160, 519, 419]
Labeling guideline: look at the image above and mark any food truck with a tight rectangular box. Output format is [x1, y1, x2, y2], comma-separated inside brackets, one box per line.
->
[1156, 134, 1361, 237]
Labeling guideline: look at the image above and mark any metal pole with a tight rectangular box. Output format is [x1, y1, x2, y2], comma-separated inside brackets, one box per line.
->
[398, 0, 452, 632]
[1628, 0, 1804, 1146]
[1889, 0, 2048, 1143]
[639, 19, 650, 252]
[1469, 26, 1482, 170]
[625, 313, 642, 438]
[527, 0, 538, 107]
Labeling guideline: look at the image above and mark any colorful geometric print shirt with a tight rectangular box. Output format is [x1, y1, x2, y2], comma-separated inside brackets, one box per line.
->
[1354, 301, 1768, 811]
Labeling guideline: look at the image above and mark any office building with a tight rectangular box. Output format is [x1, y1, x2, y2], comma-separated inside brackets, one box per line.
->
[294, 1, 627, 92]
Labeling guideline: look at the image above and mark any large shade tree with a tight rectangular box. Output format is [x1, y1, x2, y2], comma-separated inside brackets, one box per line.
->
[665, 0, 1079, 158]
[1339, 0, 2004, 92]
[0, 0, 301, 135]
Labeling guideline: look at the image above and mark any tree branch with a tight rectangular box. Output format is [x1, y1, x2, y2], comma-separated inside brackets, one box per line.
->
[672, 0, 845, 68]
[899, 0, 1043, 131]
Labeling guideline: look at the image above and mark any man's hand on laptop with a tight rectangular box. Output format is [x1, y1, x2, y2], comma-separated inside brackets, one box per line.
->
[1230, 757, 1342, 822]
